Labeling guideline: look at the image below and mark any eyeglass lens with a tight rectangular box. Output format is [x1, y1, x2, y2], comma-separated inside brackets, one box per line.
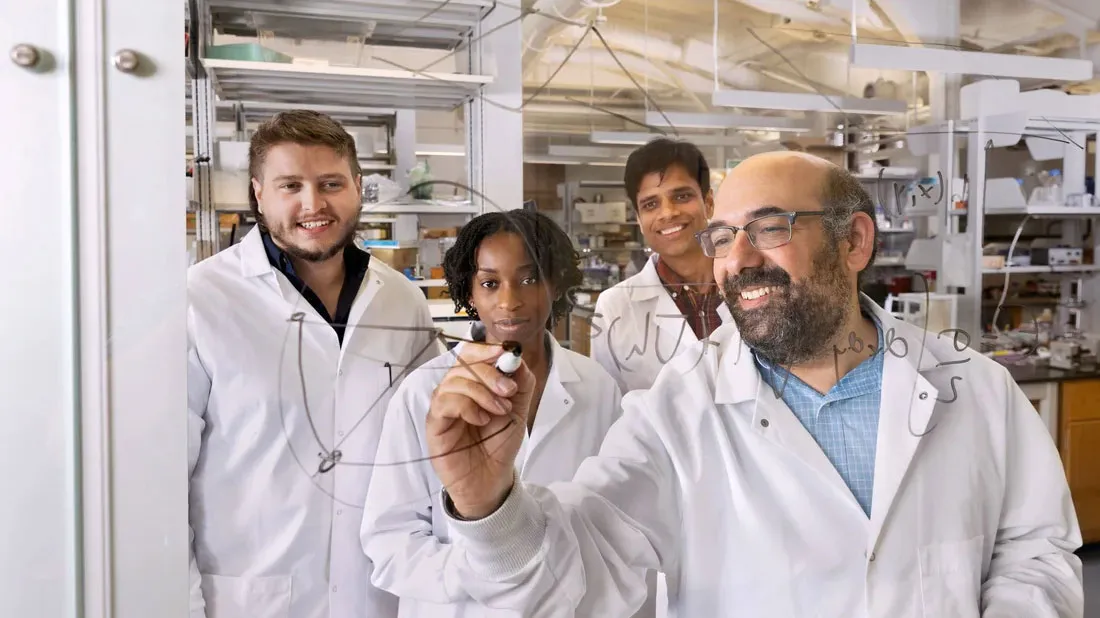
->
[701, 215, 793, 257]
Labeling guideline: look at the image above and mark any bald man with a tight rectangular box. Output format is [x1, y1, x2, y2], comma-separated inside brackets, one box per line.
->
[421, 153, 1083, 618]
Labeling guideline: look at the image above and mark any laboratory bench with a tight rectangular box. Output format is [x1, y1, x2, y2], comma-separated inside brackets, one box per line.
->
[1004, 364, 1100, 543]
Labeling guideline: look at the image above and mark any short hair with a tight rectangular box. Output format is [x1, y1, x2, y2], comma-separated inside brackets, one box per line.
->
[820, 166, 880, 275]
[443, 210, 582, 328]
[247, 109, 361, 231]
[623, 137, 711, 207]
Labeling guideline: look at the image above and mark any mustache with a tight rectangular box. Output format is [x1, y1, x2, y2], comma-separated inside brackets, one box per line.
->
[723, 267, 791, 295]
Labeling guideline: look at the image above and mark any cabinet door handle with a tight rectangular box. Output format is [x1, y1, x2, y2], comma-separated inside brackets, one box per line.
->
[10, 44, 41, 69]
[113, 49, 140, 73]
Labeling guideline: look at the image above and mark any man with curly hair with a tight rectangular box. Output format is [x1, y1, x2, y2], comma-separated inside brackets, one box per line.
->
[360, 210, 656, 617]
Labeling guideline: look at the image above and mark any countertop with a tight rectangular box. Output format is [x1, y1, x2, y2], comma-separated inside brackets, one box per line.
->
[1004, 362, 1100, 384]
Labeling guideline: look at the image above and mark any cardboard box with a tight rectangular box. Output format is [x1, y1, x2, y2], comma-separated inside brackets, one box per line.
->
[577, 201, 628, 224]
[422, 227, 459, 239]
[426, 286, 451, 300]
[369, 247, 418, 271]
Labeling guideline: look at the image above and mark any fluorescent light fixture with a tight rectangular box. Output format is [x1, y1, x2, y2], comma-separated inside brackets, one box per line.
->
[588, 132, 661, 146]
[644, 111, 813, 132]
[415, 143, 465, 157]
[547, 145, 629, 158]
[712, 90, 908, 115]
[524, 155, 626, 167]
[589, 131, 751, 147]
[850, 43, 1094, 82]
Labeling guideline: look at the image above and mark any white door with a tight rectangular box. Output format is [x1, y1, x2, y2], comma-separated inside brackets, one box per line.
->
[1, 1, 188, 617]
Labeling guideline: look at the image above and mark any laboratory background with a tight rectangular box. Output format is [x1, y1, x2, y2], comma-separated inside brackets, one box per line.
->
[6, 0, 1100, 616]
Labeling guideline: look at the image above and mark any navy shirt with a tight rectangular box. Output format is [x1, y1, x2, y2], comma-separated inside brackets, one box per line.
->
[261, 230, 370, 345]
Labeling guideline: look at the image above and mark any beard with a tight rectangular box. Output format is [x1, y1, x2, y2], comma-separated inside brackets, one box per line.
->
[267, 212, 359, 263]
[723, 242, 852, 366]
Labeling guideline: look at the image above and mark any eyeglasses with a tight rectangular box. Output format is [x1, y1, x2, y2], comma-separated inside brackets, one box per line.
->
[694, 211, 825, 258]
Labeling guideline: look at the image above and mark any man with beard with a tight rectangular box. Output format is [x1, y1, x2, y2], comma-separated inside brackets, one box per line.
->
[418, 151, 1083, 617]
[186, 110, 442, 618]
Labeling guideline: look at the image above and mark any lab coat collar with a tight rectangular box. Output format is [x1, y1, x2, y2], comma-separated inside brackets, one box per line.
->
[523, 334, 581, 470]
[627, 257, 665, 302]
[239, 226, 274, 278]
[237, 226, 386, 355]
[712, 293, 944, 546]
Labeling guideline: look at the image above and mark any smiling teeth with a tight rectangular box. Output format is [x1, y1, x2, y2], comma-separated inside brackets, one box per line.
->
[740, 286, 774, 300]
[660, 225, 685, 236]
[300, 220, 331, 229]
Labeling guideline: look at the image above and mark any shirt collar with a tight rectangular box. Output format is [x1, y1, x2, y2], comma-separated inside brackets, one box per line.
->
[653, 254, 716, 296]
[753, 310, 885, 397]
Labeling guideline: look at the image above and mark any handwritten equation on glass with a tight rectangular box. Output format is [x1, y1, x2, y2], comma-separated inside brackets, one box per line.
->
[583, 308, 973, 405]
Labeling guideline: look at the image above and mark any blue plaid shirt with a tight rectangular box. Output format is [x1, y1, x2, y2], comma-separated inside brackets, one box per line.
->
[753, 315, 885, 517]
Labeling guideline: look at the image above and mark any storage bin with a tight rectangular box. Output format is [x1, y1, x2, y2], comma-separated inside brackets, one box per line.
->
[205, 43, 292, 63]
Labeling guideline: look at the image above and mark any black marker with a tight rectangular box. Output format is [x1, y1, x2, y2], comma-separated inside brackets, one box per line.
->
[496, 341, 523, 375]
[471, 322, 523, 375]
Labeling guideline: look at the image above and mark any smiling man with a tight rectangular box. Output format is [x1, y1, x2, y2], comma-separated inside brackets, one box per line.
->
[591, 138, 731, 394]
[186, 110, 442, 618]
[420, 151, 1083, 618]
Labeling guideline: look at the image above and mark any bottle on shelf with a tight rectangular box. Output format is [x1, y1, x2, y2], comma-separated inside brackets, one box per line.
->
[1037, 308, 1054, 347]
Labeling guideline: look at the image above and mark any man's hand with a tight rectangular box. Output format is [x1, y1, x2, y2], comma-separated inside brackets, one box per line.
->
[427, 343, 535, 519]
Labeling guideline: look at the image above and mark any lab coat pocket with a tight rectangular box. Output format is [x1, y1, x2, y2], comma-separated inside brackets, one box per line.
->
[200, 573, 292, 618]
[918, 535, 984, 618]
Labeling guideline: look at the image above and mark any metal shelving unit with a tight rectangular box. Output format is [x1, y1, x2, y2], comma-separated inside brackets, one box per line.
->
[905, 80, 1100, 342]
[206, 0, 494, 50]
[187, 0, 501, 260]
[201, 59, 492, 110]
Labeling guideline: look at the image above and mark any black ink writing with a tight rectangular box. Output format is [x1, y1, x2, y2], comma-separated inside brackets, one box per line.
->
[622, 312, 650, 364]
[884, 327, 909, 359]
[654, 313, 690, 365]
[935, 329, 972, 368]
[936, 376, 963, 404]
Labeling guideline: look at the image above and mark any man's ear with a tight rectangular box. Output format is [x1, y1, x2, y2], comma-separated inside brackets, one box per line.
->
[847, 212, 876, 272]
[354, 173, 362, 198]
[251, 177, 263, 213]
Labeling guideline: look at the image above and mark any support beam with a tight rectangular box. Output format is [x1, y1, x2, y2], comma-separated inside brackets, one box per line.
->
[393, 110, 416, 192]
[850, 42, 1094, 81]
[712, 89, 908, 115]
[470, 2, 524, 211]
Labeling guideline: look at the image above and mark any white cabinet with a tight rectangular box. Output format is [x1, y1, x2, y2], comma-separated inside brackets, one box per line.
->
[2, 1, 187, 617]
[2, 4, 81, 617]
[1019, 381, 1060, 443]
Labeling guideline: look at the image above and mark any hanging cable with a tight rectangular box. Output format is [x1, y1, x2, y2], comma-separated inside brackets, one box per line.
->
[713, 0, 719, 92]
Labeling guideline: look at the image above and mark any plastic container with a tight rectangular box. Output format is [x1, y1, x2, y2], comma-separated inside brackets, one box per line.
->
[205, 43, 292, 63]
[1037, 308, 1054, 347]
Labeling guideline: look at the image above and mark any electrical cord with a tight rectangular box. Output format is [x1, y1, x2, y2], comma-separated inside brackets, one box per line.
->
[990, 215, 1032, 337]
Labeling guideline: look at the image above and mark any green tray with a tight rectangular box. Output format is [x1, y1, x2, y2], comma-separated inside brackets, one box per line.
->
[205, 43, 292, 63]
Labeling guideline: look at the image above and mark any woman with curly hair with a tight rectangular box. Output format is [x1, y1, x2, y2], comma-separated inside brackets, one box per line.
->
[360, 210, 655, 618]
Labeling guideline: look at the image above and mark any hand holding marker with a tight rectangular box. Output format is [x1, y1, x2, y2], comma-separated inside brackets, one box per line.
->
[471, 321, 524, 376]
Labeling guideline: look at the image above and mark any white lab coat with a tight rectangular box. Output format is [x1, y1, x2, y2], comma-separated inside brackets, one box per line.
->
[442, 296, 1084, 618]
[360, 335, 657, 618]
[591, 257, 732, 394]
[187, 227, 443, 618]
